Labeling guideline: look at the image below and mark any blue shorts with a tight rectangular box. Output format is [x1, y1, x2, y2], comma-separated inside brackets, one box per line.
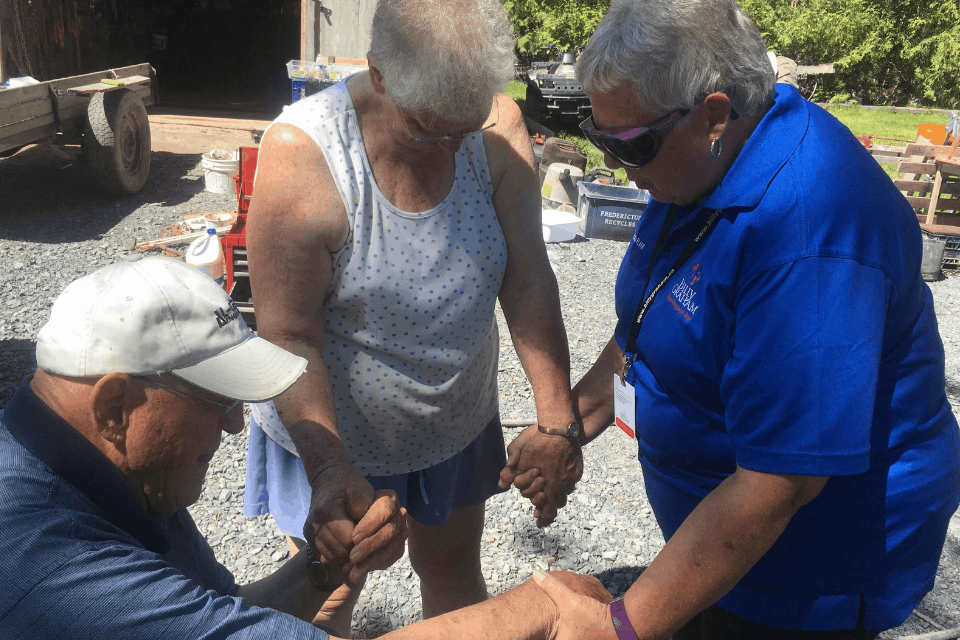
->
[243, 415, 507, 535]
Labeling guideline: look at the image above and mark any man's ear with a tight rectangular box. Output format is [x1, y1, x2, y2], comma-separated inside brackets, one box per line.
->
[367, 60, 387, 96]
[90, 373, 135, 449]
[701, 92, 733, 142]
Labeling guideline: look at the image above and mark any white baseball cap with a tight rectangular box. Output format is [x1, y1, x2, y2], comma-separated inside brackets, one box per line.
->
[36, 256, 308, 402]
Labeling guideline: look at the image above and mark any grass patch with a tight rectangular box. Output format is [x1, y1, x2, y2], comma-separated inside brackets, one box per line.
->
[505, 80, 526, 102]
[823, 105, 946, 145]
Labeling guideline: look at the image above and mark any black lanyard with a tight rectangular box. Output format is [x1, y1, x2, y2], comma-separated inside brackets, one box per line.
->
[621, 206, 723, 381]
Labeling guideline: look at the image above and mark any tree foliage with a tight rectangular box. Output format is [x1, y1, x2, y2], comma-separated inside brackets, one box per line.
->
[741, 0, 960, 106]
[505, 0, 960, 107]
[504, 0, 609, 63]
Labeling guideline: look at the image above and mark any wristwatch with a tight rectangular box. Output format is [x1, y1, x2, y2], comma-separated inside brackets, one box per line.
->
[303, 544, 337, 590]
[538, 420, 582, 442]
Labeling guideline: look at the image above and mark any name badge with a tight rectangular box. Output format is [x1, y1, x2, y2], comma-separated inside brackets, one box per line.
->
[613, 374, 636, 439]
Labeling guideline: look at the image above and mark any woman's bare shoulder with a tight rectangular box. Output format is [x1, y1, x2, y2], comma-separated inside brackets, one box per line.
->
[483, 93, 537, 192]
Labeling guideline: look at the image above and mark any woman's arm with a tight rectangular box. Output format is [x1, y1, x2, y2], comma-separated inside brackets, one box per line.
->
[247, 123, 399, 569]
[484, 94, 582, 526]
[571, 335, 624, 445]
[533, 467, 829, 640]
[499, 334, 623, 516]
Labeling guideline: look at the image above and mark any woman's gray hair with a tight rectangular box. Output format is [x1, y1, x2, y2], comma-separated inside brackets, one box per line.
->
[368, 0, 515, 123]
[577, 0, 776, 119]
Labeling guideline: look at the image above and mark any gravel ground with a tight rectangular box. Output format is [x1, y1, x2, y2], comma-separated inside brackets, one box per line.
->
[0, 145, 958, 638]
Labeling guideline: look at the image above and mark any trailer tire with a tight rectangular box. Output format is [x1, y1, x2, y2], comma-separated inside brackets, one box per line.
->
[83, 89, 152, 195]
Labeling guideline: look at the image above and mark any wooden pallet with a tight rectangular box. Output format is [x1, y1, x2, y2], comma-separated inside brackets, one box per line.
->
[894, 142, 960, 226]
[868, 143, 905, 168]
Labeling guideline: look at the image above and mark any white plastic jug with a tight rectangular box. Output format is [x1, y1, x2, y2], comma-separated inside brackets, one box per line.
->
[185, 224, 226, 289]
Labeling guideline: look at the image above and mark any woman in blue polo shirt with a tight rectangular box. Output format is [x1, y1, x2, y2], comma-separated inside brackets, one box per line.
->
[506, 0, 960, 638]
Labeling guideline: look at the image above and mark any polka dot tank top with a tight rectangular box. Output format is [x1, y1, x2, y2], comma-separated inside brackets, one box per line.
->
[250, 80, 507, 476]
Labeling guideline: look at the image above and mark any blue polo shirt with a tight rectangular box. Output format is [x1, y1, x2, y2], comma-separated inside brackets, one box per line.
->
[0, 379, 329, 639]
[614, 84, 960, 631]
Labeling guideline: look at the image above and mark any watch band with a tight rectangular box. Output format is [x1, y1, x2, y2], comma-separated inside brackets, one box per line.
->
[610, 598, 639, 640]
[537, 421, 581, 440]
[302, 543, 339, 590]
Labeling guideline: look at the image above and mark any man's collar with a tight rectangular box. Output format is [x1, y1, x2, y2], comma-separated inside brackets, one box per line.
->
[3, 377, 170, 554]
[701, 84, 809, 211]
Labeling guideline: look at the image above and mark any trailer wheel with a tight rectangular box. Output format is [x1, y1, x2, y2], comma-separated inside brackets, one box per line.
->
[83, 89, 152, 194]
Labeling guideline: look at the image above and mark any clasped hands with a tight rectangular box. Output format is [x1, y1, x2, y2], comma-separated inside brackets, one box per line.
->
[303, 460, 408, 586]
[499, 424, 584, 527]
[533, 570, 618, 640]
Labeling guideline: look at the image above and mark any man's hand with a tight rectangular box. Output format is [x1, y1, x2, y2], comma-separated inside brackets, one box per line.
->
[345, 489, 408, 583]
[532, 570, 615, 640]
[306, 461, 394, 571]
[546, 571, 613, 605]
[499, 425, 583, 526]
[312, 580, 364, 637]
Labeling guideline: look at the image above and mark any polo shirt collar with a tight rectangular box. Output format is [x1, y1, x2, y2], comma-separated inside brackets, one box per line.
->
[3, 378, 170, 554]
[701, 83, 809, 211]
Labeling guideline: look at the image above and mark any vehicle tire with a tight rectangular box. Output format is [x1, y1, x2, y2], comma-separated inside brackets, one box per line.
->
[83, 88, 152, 195]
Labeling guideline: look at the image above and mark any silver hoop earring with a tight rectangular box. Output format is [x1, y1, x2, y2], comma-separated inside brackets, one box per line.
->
[710, 138, 722, 159]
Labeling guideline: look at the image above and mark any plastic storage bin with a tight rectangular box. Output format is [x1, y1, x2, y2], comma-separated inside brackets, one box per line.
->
[291, 79, 306, 103]
[576, 182, 650, 241]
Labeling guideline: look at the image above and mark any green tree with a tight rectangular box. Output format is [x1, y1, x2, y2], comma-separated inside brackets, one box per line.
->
[741, 0, 960, 106]
[506, 0, 960, 107]
[505, 0, 610, 60]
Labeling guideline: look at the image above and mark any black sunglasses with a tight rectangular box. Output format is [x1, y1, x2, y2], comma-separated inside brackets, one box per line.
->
[579, 109, 689, 169]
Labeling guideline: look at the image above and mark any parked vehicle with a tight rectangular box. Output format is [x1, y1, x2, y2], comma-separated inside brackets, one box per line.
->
[0, 63, 157, 194]
[525, 47, 591, 123]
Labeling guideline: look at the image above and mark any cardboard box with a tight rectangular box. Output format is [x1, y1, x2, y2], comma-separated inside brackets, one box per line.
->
[576, 182, 649, 241]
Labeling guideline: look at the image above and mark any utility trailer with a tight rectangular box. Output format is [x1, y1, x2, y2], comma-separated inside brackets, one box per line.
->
[0, 63, 157, 194]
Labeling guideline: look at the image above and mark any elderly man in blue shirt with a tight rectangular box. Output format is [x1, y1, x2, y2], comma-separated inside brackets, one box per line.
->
[0, 256, 608, 639]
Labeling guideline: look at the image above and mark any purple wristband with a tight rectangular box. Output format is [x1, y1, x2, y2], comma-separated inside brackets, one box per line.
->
[610, 598, 639, 640]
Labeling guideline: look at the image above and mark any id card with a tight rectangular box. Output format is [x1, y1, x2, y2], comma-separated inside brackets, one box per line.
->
[613, 374, 636, 439]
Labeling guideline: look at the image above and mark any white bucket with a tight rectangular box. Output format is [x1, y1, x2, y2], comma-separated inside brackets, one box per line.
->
[201, 150, 240, 195]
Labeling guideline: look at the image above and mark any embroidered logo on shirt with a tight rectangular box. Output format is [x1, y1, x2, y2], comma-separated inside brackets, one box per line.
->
[690, 263, 701, 285]
[667, 263, 701, 321]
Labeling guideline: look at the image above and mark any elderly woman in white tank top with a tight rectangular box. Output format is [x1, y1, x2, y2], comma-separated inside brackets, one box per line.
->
[244, 0, 585, 620]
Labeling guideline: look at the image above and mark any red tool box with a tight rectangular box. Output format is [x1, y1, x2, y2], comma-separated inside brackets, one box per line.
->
[223, 146, 258, 329]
